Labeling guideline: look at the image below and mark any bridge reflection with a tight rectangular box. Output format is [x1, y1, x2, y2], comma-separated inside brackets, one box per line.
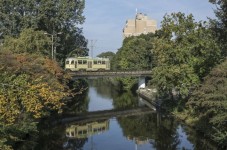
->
[66, 120, 109, 139]
[57, 107, 155, 125]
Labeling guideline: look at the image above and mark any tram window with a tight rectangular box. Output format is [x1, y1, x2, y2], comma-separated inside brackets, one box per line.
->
[83, 60, 87, 64]
[71, 132, 74, 136]
[78, 130, 83, 135]
[98, 60, 101, 64]
[102, 61, 105, 64]
[93, 128, 97, 132]
[78, 60, 82, 64]
[94, 60, 97, 64]
[83, 130, 87, 134]
[71, 60, 74, 64]
[66, 61, 69, 64]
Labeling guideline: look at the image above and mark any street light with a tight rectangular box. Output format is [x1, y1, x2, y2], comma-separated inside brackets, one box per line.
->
[44, 32, 62, 60]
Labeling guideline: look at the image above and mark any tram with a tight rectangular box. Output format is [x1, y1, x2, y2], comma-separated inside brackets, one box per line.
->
[65, 56, 110, 71]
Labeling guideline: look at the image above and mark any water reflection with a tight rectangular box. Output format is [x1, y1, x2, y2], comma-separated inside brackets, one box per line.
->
[65, 120, 109, 139]
[113, 91, 139, 109]
[60, 112, 204, 150]
[32, 79, 217, 150]
[118, 113, 182, 150]
[63, 120, 109, 149]
[89, 79, 119, 100]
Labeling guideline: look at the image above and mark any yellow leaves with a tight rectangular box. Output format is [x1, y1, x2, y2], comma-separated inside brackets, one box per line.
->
[0, 49, 71, 126]
[0, 73, 68, 125]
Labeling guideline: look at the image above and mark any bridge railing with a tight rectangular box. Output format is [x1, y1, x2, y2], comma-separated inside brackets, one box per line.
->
[68, 70, 152, 77]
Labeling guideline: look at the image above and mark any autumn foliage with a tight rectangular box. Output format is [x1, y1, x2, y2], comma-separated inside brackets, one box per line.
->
[0, 50, 69, 125]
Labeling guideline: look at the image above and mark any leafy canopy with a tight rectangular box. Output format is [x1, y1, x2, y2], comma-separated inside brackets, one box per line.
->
[0, 0, 88, 62]
[0, 50, 69, 125]
[112, 33, 155, 90]
[187, 59, 227, 146]
[209, 0, 227, 57]
[152, 12, 221, 96]
[3, 28, 50, 56]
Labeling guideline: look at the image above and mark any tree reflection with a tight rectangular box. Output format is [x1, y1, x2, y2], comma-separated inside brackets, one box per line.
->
[117, 113, 180, 150]
[63, 91, 89, 114]
[113, 91, 139, 109]
[179, 125, 218, 150]
[89, 79, 119, 99]
[63, 138, 88, 150]
[34, 125, 67, 150]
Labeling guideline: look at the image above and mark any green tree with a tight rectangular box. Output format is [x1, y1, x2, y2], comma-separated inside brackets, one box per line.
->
[209, 0, 227, 57]
[187, 59, 227, 147]
[0, 0, 85, 38]
[113, 33, 155, 71]
[111, 33, 155, 90]
[97, 51, 115, 59]
[0, 0, 87, 61]
[151, 13, 221, 97]
[3, 28, 50, 56]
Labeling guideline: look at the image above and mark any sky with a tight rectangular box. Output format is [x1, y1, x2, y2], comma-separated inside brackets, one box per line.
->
[82, 0, 216, 57]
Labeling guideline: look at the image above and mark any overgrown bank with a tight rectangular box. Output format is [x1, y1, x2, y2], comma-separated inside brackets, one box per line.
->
[110, 4, 227, 147]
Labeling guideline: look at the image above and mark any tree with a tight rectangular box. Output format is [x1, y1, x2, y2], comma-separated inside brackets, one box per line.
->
[209, 0, 227, 57]
[58, 28, 88, 63]
[186, 59, 227, 147]
[113, 33, 155, 71]
[0, 0, 85, 38]
[111, 33, 155, 90]
[0, 0, 87, 62]
[3, 28, 50, 56]
[97, 51, 115, 59]
[151, 13, 221, 97]
[0, 51, 69, 125]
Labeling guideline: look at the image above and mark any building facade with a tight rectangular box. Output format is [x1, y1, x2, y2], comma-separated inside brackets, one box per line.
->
[123, 13, 157, 38]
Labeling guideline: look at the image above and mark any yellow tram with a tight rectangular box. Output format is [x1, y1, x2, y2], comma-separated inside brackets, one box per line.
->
[65, 56, 110, 71]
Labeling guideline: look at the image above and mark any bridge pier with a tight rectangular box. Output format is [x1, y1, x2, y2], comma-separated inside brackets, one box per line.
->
[138, 77, 146, 89]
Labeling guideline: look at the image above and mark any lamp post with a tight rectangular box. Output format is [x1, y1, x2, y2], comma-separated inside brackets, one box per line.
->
[44, 32, 62, 60]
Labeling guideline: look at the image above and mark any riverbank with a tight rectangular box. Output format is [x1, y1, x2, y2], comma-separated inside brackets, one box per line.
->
[137, 88, 220, 149]
[137, 88, 160, 107]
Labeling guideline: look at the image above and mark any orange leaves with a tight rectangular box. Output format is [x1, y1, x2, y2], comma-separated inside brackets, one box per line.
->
[16, 54, 27, 63]
[0, 51, 70, 125]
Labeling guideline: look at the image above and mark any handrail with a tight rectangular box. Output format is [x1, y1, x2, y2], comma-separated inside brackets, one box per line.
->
[68, 70, 152, 78]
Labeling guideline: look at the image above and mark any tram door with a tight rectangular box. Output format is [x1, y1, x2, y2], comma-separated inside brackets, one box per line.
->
[88, 61, 92, 69]
[75, 61, 77, 68]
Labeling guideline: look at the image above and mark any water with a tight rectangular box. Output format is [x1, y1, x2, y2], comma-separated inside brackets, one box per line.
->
[34, 79, 216, 150]
[88, 86, 113, 111]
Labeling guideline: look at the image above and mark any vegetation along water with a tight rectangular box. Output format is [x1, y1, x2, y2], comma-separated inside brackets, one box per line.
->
[0, 0, 227, 149]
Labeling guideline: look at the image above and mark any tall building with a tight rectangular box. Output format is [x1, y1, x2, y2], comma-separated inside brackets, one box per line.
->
[123, 13, 157, 38]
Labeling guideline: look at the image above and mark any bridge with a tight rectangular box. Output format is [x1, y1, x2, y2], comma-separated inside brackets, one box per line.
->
[68, 70, 152, 89]
[68, 70, 152, 78]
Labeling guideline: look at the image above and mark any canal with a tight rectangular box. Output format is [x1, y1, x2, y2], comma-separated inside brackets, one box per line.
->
[34, 79, 216, 150]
